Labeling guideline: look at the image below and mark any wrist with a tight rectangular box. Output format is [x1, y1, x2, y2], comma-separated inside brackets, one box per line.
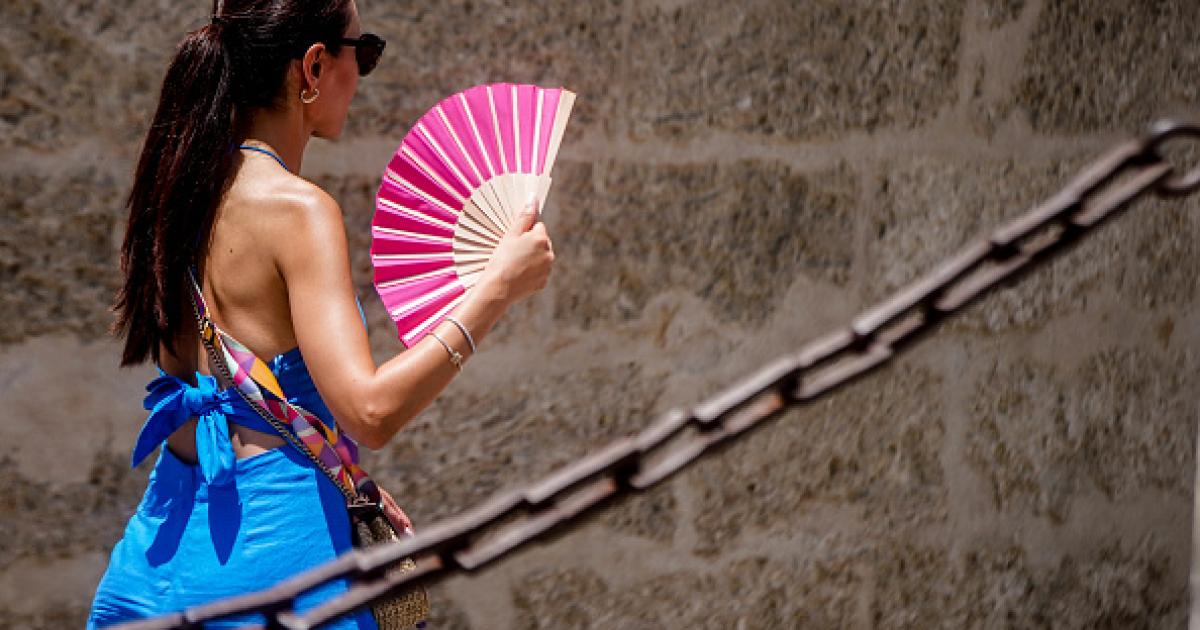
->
[475, 269, 512, 306]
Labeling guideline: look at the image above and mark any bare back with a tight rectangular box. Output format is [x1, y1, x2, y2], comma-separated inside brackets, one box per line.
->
[159, 155, 332, 463]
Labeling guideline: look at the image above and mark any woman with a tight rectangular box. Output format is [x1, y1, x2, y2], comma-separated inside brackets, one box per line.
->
[87, 1, 553, 627]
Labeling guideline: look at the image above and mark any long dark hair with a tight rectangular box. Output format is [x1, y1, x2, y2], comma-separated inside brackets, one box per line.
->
[111, 0, 352, 366]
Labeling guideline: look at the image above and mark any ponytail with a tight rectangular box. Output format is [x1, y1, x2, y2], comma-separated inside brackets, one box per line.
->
[111, 1, 352, 366]
[111, 22, 235, 366]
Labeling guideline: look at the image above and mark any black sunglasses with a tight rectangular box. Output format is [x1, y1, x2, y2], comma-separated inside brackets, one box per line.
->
[335, 33, 386, 76]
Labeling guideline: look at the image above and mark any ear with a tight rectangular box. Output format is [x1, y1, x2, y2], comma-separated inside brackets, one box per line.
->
[300, 42, 326, 89]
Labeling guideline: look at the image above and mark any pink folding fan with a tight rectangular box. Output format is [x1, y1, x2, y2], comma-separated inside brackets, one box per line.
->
[370, 83, 576, 347]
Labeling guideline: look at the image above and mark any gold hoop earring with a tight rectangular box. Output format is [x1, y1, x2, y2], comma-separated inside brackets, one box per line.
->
[300, 87, 320, 104]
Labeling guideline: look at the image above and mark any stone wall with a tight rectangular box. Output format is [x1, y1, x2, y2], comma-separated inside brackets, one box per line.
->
[1, 0, 1197, 627]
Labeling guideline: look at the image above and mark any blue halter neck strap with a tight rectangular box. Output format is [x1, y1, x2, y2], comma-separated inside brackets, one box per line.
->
[237, 143, 288, 171]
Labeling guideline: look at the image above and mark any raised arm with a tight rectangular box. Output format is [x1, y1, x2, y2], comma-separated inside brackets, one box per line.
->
[277, 187, 552, 449]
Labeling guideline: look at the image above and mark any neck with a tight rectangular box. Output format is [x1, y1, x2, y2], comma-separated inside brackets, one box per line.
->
[234, 105, 310, 174]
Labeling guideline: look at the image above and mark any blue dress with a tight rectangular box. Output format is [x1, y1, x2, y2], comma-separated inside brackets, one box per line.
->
[88, 302, 379, 629]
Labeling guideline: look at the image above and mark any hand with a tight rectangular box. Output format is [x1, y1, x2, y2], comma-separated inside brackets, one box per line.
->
[378, 486, 414, 535]
[481, 199, 554, 305]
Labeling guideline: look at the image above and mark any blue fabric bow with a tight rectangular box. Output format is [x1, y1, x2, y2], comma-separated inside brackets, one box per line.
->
[131, 370, 238, 487]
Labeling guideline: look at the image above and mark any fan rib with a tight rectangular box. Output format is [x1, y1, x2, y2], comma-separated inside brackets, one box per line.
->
[453, 225, 500, 251]
[476, 182, 510, 232]
[542, 91, 575, 178]
[456, 213, 502, 246]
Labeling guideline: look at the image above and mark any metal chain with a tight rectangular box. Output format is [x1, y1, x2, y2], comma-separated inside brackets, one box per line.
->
[114, 119, 1200, 630]
[186, 270, 366, 506]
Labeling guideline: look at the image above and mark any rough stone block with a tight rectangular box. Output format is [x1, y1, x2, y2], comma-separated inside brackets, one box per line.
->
[626, 0, 964, 140]
[422, 585, 472, 630]
[0, 603, 92, 630]
[552, 159, 857, 330]
[0, 452, 146, 569]
[1015, 0, 1200, 133]
[0, 1, 199, 149]
[980, 0, 1026, 28]
[507, 539, 1183, 629]
[684, 362, 946, 555]
[866, 156, 1199, 333]
[592, 480, 677, 545]
[966, 347, 1197, 521]
[0, 166, 125, 344]
[869, 539, 1183, 628]
[512, 552, 864, 629]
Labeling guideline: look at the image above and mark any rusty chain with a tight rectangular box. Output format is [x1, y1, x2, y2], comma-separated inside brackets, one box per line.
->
[112, 118, 1200, 630]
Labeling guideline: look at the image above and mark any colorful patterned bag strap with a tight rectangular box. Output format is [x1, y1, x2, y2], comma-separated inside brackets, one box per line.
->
[186, 266, 380, 503]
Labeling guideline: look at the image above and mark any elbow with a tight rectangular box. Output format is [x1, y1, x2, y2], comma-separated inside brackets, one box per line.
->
[354, 400, 392, 450]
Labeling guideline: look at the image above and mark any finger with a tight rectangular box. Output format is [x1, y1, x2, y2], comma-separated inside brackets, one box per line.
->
[508, 198, 540, 235]
[397, 507, 414, 532]
[378, 489, 406, 528]
[384, 499, 412, 531]
[381, 489, 414, 531]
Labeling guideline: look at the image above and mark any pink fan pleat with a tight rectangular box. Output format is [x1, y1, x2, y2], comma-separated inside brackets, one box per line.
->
[372, 206, 454, 239]
[377, 177, 458, 227]
[370, 231, 451, 255]
[419, 102, 482, 190]
[491, 83, 520, 173]
[375, 272, 457, 309]
[395, 285, 465, 347]
[405, 121, 472, 200]
[536, 89, 562, 174]
[462, 86, 504, 176]
[516, 84, 538, 174]
[439, 95, 493, 181]
[386, 152, 461, 219]
[371, 257, 451, 281]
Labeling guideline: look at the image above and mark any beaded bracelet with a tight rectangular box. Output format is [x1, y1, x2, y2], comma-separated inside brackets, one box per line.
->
[444, 315, 477, 355]
[429, 330, 464, 371]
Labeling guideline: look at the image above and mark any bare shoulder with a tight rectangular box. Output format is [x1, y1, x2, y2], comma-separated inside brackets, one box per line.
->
[259, 176, 344, 234]
[243, 176, 350, 279]
[234, 174, 347, 259]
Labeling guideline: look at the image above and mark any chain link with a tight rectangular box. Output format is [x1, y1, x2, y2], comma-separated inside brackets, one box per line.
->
[113, 118, 1200, 630]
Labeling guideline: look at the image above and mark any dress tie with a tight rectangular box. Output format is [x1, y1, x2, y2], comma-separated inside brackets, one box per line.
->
[131, 370, 238, 487]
